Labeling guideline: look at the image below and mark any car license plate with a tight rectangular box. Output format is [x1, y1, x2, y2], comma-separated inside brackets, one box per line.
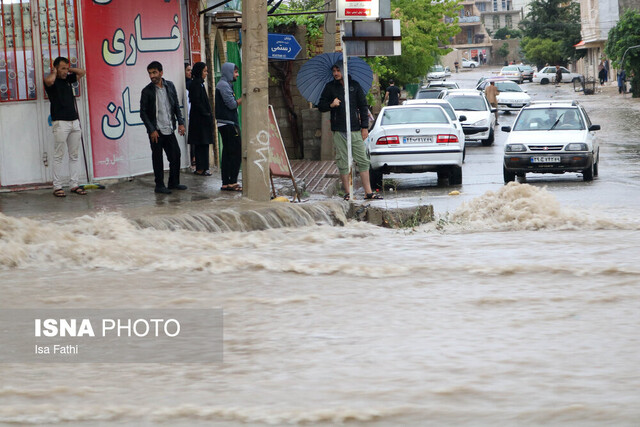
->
[531, 156, 561, 163]
[511, 103, 523, 107]
[404, 136, 433, 144]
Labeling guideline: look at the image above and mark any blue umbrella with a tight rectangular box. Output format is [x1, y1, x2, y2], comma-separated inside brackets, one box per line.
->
[296, 52, 373, 105]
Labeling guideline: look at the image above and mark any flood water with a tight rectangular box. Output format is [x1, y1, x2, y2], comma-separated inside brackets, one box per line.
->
[2, 72, 640, 425]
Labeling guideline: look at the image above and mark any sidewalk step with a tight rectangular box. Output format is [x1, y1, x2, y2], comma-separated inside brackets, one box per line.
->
[291, 160, 339, 194]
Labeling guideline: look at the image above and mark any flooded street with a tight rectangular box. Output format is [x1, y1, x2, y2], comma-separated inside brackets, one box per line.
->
[1, 68, 640, 425]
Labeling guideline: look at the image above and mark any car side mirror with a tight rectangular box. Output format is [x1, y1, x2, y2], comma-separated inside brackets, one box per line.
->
[501, 126, 511, 132]
[524, 90, 528, 93]
[589, 124, 600, 131]
[459, 115, 467, 122]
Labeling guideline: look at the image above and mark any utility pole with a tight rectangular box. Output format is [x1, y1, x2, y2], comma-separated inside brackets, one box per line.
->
[241, 0, 270, 201]
[320, 0, 336, 160]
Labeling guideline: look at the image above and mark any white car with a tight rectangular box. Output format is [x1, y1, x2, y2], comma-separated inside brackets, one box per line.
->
[367, 105, 464, 189]
[501, 100, 601, 182]
[532, 66, 582, 85]
[499, 65, 524, 84]
[462, 58, 479, 68]
[476, 79, 531, 111]
[427, 65, 449, 81]
[402, 99, 467, 160]
[443, 89, 496, 146]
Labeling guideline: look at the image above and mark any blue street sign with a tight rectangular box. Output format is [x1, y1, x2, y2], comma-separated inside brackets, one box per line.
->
[268, 33, 302, 60]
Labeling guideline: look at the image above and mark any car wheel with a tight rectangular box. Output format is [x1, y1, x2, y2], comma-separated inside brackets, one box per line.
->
[541, 78, 549, 85]
[582, 162, 594, 181]
[529, 78, 533, 82]
[437, 170, 448, 182]
[503, 166, 516, 183]
[470, 64, 476, 68]
[593, 152, 599, 177]
[482, 127, 494, 146]
[572, 77, 581, 84]
[449, 166, 463, 185]
[369, 167, 383, 190]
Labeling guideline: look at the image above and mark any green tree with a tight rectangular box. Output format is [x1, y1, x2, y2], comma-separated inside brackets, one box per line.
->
[519, 0, 583, 66]
[367, 0, 461, 87]
[605, 9, 640, 97]
[520, 37, 564, 69]
[497, 42, 510, 58]
[493, 27, 522, 40]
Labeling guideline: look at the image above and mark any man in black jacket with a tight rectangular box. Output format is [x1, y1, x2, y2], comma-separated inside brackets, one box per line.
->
[318, 63, 382, 200]
[140, 61, 187, 194]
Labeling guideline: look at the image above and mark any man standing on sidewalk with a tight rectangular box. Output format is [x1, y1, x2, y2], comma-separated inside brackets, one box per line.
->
[140, 61, 187, 194]
[44, 57, 86, 197]
[318, 63, 382, 200]
[485, 81, 500, 125]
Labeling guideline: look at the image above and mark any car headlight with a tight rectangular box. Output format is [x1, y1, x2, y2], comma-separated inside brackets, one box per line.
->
[565, 143, 588, 151]
[505, 144, 527, 152]
[473, 119, 488, 126]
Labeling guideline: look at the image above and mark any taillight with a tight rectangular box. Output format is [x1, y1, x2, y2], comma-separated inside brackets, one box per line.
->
[437, 134, 458, 143]
[376, 135, 400, 145]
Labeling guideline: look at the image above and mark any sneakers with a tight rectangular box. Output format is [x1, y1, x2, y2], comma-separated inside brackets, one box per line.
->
[168, 184, 188, 190]
[155, 187, 172, 194]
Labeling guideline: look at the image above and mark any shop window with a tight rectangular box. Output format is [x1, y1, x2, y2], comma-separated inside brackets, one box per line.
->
[37, 0, 80, 96]
[1, 0, 36, 102]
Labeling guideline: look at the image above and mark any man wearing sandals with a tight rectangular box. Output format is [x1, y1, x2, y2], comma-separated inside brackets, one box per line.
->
[318, 63, 382, 200]
[140, 61, 187, 194]
[44, 57, 86, 197]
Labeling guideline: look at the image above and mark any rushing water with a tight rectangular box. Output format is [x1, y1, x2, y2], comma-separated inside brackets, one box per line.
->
[1, 182, 639, 425]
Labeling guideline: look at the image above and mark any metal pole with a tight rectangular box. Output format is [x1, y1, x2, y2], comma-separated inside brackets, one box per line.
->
[341, 21, 353, 198]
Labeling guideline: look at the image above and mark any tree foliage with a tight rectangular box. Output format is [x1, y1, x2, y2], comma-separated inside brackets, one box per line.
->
[368, 0, 461, 87]
[493, 27, 522, 40]
[605, 9, 640, 97]
[518, 0, 583, 66]
[497, 42, 510, 58]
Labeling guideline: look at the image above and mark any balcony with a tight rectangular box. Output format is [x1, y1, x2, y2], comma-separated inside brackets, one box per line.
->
[445, 15, 481, 24]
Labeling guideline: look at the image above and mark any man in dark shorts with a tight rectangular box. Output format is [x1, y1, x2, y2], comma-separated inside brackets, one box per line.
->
[384, 80, 401, 106]
[44, 56, 86, 197]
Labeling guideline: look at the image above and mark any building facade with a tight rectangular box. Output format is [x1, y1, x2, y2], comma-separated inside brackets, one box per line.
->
[448, 0, 493, 62]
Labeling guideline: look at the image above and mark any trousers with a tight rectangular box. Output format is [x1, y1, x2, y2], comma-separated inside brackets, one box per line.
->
[219, 124, 241, 185]
[52, 119, 82, 190]
[150, 132, 181, 188]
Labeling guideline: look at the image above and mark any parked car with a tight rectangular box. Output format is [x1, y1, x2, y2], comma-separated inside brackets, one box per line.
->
[427, 65, 450, 81]
[501, 100, 600, 182]
[462, 58, 479, 68]
[499, 65, 524, 84]
[414, 88, 448, 99]
[366, 104, 465, 189]
[402, 99, 467, 159]
[443, 89, 496, 146]
[532, 66, 582, 85]
[425, 80, 460, 89]
[476, 79, 531, 111]
[518, 64, 536, 82]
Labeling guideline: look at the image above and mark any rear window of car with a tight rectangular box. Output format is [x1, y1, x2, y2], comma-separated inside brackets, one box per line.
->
[502, 66, 520, 72]
[445, 96, 487, 111]
[416, 90, 443, 99]
[513, 108, 585, 131]
[381, 107, 449, 125]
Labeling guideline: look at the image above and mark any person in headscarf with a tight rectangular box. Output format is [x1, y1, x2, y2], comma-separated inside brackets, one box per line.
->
[215, 62, 242, 191]
[188, 62, 214, 176]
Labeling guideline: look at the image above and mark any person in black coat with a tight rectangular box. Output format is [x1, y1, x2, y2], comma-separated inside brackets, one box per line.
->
[188, 62, 214, 176]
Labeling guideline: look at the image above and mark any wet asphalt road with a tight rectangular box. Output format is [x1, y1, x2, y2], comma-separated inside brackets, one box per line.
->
[380, 66, 640, 217]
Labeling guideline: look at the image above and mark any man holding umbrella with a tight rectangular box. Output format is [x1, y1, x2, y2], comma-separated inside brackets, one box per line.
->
[318, 63, 383, 200]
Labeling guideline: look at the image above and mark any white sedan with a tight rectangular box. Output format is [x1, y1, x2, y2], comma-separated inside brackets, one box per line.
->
[476, 80, 531, 111]
[502, 100, 600, 182]
[443, 89, 496, 146]
[532, 66, 582, 85]
[367, 105, 464, 189]
[462, 58, 479, 68]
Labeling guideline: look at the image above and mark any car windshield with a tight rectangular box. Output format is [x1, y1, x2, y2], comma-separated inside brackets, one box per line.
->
[416, 90, 443, 99]
[381, 107, 449, 125]
[446, 96, 487, 111]
[495, 82, 523, 92]
[430, 65, 444, 72]
[513, 108, 585, 131]
[502, 66, 519, 72]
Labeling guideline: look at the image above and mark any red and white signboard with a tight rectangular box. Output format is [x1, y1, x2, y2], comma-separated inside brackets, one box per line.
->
[82, 1, 186, 179]
[337, 0, 380, 20]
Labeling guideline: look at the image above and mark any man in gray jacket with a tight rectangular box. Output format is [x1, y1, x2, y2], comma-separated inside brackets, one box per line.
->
[215, 62, 242, 191]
